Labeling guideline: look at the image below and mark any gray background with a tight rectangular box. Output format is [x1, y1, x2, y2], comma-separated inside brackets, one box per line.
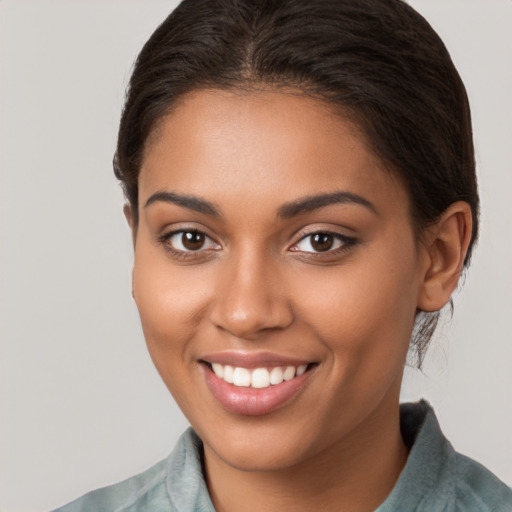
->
[0, 1, 510, 511]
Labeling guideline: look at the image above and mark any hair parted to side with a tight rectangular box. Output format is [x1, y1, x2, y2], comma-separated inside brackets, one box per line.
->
[114, 0, 479, 366]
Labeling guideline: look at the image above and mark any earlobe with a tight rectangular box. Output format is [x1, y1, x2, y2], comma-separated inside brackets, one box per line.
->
[418, 201, 473, 312]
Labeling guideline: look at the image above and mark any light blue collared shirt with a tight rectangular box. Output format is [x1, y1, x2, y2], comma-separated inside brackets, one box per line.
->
[53, 401, 512, 511]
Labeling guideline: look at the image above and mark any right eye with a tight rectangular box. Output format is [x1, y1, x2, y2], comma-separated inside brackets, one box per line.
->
[164, 230, 220, 252]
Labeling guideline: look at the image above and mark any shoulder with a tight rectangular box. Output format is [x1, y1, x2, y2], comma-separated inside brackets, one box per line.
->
[51, 428, 214, 512]
[452, 452, 512, 512]
[51, 457, 171, 512]
[379, 401, 512, 512]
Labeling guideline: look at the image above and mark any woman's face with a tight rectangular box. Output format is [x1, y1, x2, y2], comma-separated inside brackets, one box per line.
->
[131, 89, 428, 472]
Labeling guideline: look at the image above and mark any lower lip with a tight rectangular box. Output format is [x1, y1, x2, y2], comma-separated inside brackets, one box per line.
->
[202, 365, 314, 416]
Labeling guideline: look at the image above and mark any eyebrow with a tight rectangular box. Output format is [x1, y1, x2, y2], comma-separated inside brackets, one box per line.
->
[144, 191, 221, 217]
[277, 191, 377, 218]
[144, 189, 376, 219]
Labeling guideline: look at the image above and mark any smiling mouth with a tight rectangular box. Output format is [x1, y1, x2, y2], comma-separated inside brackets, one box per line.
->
[200, 358, 318, 415]
[201, 361, 316, 389]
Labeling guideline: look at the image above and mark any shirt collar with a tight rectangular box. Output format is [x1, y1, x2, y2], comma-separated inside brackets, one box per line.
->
[165, 401, 455, 512]
[377, 400, 455, 511]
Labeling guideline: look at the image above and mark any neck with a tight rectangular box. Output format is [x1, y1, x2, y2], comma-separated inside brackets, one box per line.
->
[204, 398, 408, 512]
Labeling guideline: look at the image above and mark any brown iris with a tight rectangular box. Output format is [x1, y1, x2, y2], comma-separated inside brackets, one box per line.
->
[182, 231, 205, 250]
[311, 233, 334, 252]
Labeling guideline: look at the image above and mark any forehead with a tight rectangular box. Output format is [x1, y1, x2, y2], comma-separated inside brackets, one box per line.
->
[139, 89, 408, 215]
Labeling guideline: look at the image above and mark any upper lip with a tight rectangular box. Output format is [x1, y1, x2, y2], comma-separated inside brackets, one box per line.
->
[199, 351, 315, 369]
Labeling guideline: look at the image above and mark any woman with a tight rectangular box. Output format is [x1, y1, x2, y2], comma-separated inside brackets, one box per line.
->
[53, 0, 512, 510]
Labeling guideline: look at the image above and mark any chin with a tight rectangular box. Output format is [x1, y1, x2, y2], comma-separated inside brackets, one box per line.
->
[198, 416, 323, 473]
[210, 441, 308, 473]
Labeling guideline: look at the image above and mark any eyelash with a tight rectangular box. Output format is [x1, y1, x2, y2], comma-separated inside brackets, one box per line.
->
[158, 229, 220, 261]
[158, 228, 358, 261]
[290, 230, 358, 259]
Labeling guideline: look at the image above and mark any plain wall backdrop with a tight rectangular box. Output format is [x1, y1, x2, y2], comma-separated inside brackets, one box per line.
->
[0, 1, 511, 510]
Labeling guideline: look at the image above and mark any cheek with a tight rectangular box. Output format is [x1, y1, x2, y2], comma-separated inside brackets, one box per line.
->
[131, 252, 218, 419]
[293, 246, 419, 369]
[131, 244, 212, 365]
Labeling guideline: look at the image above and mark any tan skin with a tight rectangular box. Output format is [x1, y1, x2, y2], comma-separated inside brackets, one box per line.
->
[125, 89, 472, 512]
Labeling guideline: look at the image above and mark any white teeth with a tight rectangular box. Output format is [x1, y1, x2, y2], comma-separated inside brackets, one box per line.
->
[212, 363, 224, 378]
[251, 368, 270, 389]
[269, 367, 284, 385]
[223, 365, 234, 384]
[297, 364, 307, 376]
[233, 367, 251, 387]
[283, 366, 296, 381]
[210, 363, 310, 388]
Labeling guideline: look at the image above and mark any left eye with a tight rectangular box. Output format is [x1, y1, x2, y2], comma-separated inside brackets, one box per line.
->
[291, 232, 347, 253]
[166, 230, 219, 252]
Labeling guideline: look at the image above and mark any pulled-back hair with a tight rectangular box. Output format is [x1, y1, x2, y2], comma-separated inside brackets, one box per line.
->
[114, 0, 479, 365]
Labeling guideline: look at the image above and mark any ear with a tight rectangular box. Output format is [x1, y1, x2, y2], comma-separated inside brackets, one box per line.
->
[123, 203, 138, 248]
[418, 201, 473, 312]
[123, 203, 138, 300]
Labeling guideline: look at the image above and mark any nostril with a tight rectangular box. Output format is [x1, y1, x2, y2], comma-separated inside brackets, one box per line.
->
[210, 302, 294, 339]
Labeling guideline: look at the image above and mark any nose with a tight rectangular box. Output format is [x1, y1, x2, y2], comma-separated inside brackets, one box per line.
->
[209, 251, 294, 339]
